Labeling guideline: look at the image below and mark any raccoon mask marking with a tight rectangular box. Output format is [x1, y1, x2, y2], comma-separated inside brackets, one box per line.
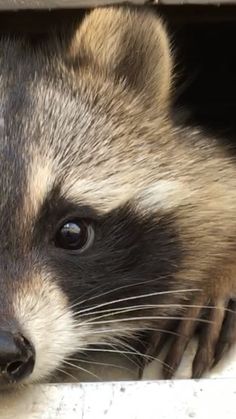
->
[0, 6, 235, 385]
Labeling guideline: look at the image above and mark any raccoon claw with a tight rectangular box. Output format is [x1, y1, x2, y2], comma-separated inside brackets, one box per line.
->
[162, 301, 203, 379]
[192, 344, 215, 379]
[191, 299, 226, 378]
[162, 298, 236, 379]
[142, 297, 236, 379]
[213, 299, 236, 366]
[192, 298, 236, 377]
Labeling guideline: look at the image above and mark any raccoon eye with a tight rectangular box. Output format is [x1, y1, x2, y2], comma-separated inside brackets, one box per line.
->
[54, 220, 93, 251]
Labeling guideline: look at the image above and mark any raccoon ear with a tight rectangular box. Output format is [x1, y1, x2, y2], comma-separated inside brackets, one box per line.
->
[68, 7, 172, 108]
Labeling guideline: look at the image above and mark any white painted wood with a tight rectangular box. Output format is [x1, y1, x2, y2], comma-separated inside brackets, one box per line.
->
[1, 379, 236, 419]
[0, 0, 149, 10]
[0, 0, 236, 10]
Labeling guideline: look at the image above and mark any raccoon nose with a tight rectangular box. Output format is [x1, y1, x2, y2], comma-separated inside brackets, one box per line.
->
[0, 330, 35, 383]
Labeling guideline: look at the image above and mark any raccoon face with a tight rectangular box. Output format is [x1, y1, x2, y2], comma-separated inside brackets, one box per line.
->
[0, 7, 185, 385]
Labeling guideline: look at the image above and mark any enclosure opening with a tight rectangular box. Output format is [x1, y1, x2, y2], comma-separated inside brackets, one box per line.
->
[167, 14, 236, 152]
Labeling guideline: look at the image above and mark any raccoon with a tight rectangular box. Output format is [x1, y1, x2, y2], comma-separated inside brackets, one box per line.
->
[0, 5, 235, 387]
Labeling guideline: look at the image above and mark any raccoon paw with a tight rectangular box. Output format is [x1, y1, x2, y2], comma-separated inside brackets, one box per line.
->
[162, 298, 205, 379]
[213, 299, 236, 367]
[162, 297, 236, 379]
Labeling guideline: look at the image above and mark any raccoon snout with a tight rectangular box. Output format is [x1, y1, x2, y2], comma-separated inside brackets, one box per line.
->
[0, 331, 35, 384]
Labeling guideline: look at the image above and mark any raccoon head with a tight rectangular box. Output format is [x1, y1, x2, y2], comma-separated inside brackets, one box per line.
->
[0, 6, 185, 385]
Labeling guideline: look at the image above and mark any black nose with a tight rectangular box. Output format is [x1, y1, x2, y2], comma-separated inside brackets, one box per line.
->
[0, 330, 35, 383]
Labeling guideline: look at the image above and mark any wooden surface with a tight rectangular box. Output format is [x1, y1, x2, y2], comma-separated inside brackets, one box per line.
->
[1, 379, 236, 419]
[0, 0, 149, 10]
[0, 0, 236, 10]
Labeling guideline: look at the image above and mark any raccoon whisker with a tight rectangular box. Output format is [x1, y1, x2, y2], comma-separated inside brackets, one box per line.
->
[65, 357, 132, 372]
[80, 326, 188, 340]
[80, 326, 151, 335]
[52, 290, 189, 324]
[111, 339, 173, 370]
[53, 367, 78, 382]
[109, 340, 147, 368]
[75, 342, 142, 369]
[84, 315, 214, 326]
[107, 341, 143, 369]
[69, 275, 177, 310]
[77, 302, 231, 318]
[79, 346, 174, 371]
[72, 288, 201, 316]
[75, 303, 178, 318]
[61, 359, 101, 381]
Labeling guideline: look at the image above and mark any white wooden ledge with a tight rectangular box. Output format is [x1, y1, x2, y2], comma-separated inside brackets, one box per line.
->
[0, 1, 146, 10]
[0, 379, 236, 419]
[1, 0, 236, 11]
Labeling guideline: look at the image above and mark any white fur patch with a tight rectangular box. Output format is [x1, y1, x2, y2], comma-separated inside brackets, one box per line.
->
[25, 160, 53, 218]
[62, 179, 189, 214]
[139, 180, 190, 211]
[62, 178, 134, 213]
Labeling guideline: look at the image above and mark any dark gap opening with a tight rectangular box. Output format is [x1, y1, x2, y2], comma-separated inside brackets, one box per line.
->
[167, 17, 236, 152]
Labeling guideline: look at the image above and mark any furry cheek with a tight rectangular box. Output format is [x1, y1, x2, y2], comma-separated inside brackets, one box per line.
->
[12, 272, 89, 383]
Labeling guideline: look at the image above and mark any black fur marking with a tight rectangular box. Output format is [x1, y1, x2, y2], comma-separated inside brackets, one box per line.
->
[36, 202, 183, 318]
